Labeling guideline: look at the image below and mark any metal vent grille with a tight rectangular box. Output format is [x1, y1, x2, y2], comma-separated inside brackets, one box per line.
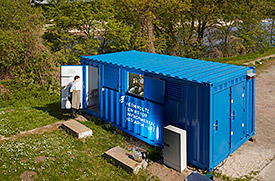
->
[166, 81, 182, 100]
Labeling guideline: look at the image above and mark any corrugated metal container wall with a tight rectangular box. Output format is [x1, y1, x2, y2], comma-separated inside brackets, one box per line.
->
[98, 65, 164, 147]
[77, 50, 255, 171]
[164, 79, 210, 170]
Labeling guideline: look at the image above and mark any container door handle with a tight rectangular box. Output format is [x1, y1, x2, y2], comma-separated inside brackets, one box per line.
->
[231, 110, 236, 120]
[213, 120, 218, 130]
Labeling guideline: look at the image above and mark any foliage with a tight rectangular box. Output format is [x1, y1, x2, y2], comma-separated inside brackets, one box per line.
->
[153, 0, 191, 55]
[0, 79, 59, 104]
[44, 0, 135, 64]
[0, 0, 58, 86]
[266, 0, 275, 46]
[180, 0, 270, 58]
[43, 0, 274, 60]
[113, 0, 159, 53]
[234, 1, 269, 54]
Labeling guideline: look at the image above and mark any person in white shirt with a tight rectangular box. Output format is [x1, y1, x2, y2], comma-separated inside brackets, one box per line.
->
[63, 75, 80, 119]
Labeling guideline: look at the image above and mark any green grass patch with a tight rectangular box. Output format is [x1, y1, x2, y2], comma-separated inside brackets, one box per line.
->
[0, 93, 71, 137]
[0, 95, 70, 137]
[0, 124, 155, 180]
[0, 108, 62, 137]
[205, 47, 275, 65]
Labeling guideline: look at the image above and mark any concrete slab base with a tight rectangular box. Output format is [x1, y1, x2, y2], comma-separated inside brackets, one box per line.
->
[104, 146, 147, 174]
[257, 158, 275, 181]
[62, 120, 92, 138]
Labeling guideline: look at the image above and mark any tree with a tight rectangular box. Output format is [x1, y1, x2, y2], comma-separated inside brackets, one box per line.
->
[44, 0, 134, 64]
[44, 0, 272, 60]
[113, 0, 157, 53]
[266, 0, 275, 46]
[235, 0, 269, 54]
[153, 0, 191, 55]
[0, 0, 57, 85]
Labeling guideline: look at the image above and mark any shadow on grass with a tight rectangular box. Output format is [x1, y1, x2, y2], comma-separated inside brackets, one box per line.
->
[33, 101, 70, 121]
[92, 118, 124, 135]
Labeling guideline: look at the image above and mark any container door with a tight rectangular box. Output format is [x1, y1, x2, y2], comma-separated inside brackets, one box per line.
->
[144, 77, 165, 104]
[212, 88, 230, 166]
[85, 65, 99, 113]
[61, 65, 83, 109]
[231, 82, 245, 150]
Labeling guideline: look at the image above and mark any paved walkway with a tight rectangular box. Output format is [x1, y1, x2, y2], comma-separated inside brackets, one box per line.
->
[257, 158, 275, 181]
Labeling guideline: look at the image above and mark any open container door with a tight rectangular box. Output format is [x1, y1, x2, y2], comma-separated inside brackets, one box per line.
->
[61, 65, 83, 109]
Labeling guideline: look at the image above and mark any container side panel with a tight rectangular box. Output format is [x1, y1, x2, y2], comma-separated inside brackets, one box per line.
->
[110, 91, 115, 124]
[164, 81, 209, 170]
[104, 66, 119, 90]
[101, 88, 163, 147]
[121, 94, 126, 129]
[244, 77, 255, 138]
[147, 101, 163, 143]
[252, 77, 255, 135]
[116, 93, 120, 126]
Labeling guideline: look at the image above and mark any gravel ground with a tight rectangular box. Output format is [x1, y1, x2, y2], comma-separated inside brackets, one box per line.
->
[216, 60, 275, 179]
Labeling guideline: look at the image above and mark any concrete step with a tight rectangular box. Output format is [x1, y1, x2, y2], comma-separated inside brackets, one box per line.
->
[61, 120, 92, 138]
[104, 146, 148, 174]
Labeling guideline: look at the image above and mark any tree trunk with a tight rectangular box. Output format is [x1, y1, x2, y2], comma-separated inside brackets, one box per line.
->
[143, 15, 155, 53]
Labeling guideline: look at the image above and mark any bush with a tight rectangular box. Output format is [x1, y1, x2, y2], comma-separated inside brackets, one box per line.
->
[0, 0, 58, 86]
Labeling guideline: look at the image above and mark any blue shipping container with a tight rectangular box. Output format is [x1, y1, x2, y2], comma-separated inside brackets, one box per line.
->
[61, 50, 255, 171]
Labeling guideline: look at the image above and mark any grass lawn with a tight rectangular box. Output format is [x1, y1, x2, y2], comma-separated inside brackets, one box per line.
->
[0, 118, 156, 180]
[0, 95, 70, 137]
[0, 94, 157, 180]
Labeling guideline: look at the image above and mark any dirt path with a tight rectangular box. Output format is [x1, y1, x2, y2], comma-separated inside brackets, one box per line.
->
[0, 115, 90, 142]
[0, 121, 65, 142]
[243, 54, 275, 65]
[216, 60, 275, 179]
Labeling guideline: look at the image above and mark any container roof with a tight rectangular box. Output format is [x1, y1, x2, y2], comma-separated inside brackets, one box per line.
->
[81, 50, 249, 85]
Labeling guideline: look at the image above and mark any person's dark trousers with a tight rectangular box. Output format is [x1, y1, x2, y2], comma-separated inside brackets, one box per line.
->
[68, 97, 76, 118]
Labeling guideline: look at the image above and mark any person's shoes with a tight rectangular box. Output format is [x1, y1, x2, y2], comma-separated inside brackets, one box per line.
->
[78, 109, 82, 114]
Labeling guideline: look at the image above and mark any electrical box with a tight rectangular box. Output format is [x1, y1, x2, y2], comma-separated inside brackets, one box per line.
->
[163, 125, 187, 172]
